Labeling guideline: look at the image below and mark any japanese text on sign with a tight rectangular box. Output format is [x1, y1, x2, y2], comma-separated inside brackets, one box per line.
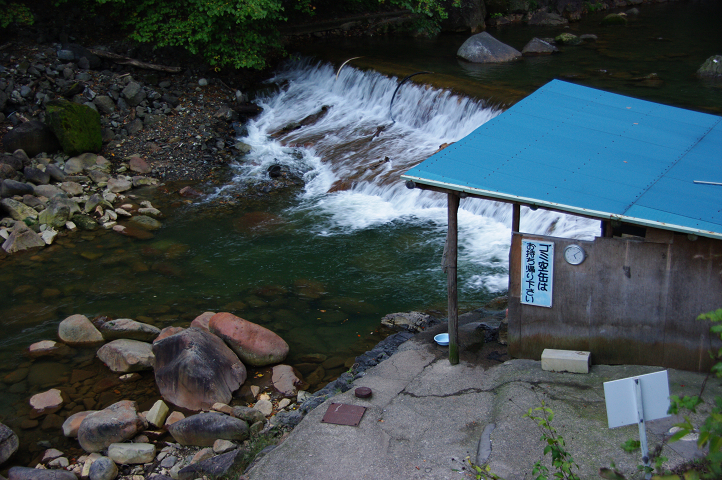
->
[521, 240, 554, 308]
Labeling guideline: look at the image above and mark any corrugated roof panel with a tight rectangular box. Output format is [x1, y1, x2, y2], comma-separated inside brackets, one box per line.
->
[401, 80, 722, 239]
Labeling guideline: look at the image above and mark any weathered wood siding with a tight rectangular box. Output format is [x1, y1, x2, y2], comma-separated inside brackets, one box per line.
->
[508, 230, 722, 371]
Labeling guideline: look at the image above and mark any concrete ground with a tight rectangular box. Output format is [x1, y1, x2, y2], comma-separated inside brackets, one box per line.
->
[247, 319, 718, 480]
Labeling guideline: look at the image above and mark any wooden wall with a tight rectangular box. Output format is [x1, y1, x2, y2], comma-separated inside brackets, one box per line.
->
[508, 229, 722, 371]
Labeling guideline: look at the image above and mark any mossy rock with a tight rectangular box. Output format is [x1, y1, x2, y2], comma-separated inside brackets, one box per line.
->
[45, 100, 102, 156]
[697, 55, 722, 78]
[601, 13, 628, 26]
[555, 33, 581, 45]
[71, 214, 98, 231]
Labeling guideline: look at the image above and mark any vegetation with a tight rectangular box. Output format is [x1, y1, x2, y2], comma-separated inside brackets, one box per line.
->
[0, 0, 34, 28]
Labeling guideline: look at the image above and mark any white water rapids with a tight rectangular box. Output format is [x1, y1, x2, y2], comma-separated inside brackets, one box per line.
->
[224, 59, 600, 295]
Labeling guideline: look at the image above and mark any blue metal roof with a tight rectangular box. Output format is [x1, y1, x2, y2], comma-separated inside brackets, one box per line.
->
[402, 80, 722, 239]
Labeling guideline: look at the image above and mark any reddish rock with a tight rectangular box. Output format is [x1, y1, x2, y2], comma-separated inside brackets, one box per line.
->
[153, 326, 184, 343]
[209, 312, 289, 367]
[179, 186, 202, 197]
[190, 312, 215, 332]
[62, 410, 97, 438]
[271, 365, 303, 398]
[165, 411, 185, 428]
[29, 389, 65, 417]
[77, 400, 146, 452]
[128, 156, 151, 174]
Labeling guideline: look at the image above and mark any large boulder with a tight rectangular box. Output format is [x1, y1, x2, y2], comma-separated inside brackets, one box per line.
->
[97, 339, 155, 373]
[58, 314, 104, 347]
[527, 11, 568, 26]
[440, 0, 486, 33]
[1, 179, 35, 198]
[209, 312, 289, 367]
[697, 55, 722, 79]
[95, 318, 161, 342]
[1, 198, 38, 221]
[2, 121, 60, 157]
[8, 467, 77, 480]
[522, 37, 559, 56]
[39, 197, 73, 229]
[152, 327, 247, 411]
[457, 32, 521, 63]
[176, 449, 245, 480]
[45, 100, 102, 156]
[2, 222, 45, 253]
[77, 400, 146, 452]
[168, 412, 249, 446]
[0, 422, 19, 465]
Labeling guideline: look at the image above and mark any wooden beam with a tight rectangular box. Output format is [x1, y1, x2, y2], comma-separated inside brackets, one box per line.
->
[447, 192, 460, 365]
[512, 203, 520, 232]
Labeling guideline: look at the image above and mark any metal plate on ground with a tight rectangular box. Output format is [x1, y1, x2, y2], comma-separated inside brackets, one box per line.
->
[321, 403, 367, 426]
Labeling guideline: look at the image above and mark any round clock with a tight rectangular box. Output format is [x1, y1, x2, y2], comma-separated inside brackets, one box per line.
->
[564, 245, 586, 265]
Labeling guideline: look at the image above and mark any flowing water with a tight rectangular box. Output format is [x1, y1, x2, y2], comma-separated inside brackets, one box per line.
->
[1, 0, 720, 463]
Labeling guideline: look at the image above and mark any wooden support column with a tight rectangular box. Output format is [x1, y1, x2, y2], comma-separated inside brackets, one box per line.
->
[447, 192, 460, 365]
[512, 203, 520, 232]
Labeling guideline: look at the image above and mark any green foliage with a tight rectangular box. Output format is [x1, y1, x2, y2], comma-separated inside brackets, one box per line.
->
[620, 439, 640, 453]
[0, 0, 34, 28]
[491, 13, 503, 18]
[465, 456, 506, 480]
[523, 402, 581, 480]
[583, 1, 604, 13]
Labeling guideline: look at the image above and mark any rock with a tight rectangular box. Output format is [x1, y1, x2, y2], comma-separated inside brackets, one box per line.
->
[152, 327, 247, 411]
[131, 176, 158, 187]
[209, 312, 289, 367]
[601, 13, 628, 26]
[178, 186, 202, 197]
[441, 0, 485, 33]
[121, 82, 146, 107]
[211, 403, 233, 415]
[107, 177, 132, 193]
[1, 198, 39, 221]
[95, 318, 161, 342]
[165, 411, 185, 428]
[1, 179, 35, 198]
[27, 340, 72, 358]
[62, 410, 96, 438]
[190, 311, 214, 332]
[381, 311, 433, 332]
[555, 33, 581, 45]
[146, 400, 169, 428]
[128, 215, 162, 230]
[697, 55, 722, 78]
[61, 44, 101, 68]
[128, 156, 151, 174]
[45, 99, 102, 155]
[23, 166, 50, 185]
[253, 399, 272, 417]
[176, 449, 245, 480]
[60, 181, 83, 196]
[153, 326, 184, 343]
[87, 169, 110, 184]
[457, 32, 521, 63]
[45, 164, 67, 182]
[8, 467, 77, 480]
[522, 37, 559, 56]
[0, 163, 15, 180]
[58, 314, 104, 346]
[190, 448, 213, 464]
[213, 439, 237, 454]
[271, 365, 302, 398]
[77, 400, 146, 452]
[88, 456, 117, 480]
[71, 214, 99, 231]
[168, 412, 249, 446]
[41, 448, 64, 463]
[39, 197, 73, 228]
[0, 423, 19, 465]
[48, 457, 69, 468]
[526, 11, 568, 26]
[2, 121, 60, 157]
[29, 388, 65, 416]
[93, 96, 116, 115]
[2, 222, 45, 253]
[34, 184, 64, 199]
[231, 406, 266, 425]
[107, 443, 155, 464]
[97, 339, 155, 373]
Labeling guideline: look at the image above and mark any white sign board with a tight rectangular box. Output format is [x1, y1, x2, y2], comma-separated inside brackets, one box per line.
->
[603, 370, 670, 429]
[521, 240, 554, 308]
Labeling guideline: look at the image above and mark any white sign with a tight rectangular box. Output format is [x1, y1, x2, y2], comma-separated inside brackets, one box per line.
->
[603, 370, 670, 429]
[521, 240, 554, 308]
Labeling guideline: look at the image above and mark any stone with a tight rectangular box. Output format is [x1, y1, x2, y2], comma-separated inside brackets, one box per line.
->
[38, 197, 73, 229]
[2, 222, 45, 253]
[29, 388, 65, 416]
[95, 318, 161, 342]
[190, 448, 213, 464]
[189, 312, 214, 332]
[164, 411, 185, 428]
[41, 413, 64, 431]
[45, 99, 102, 155]
[121, 82, 146, 107]
[62, 410, 96, 438]
[176, 449, 245, 480]
[522, 37, 558, 56]
[97, 339, 155, 373]
[457, 32, 521, 63]
[698, 55, 722, 79]
[1, 198, 39, 221]
[8, 467, 77, 480]
[168, 412, 249, 446]
[0, 422, 19, 465]
[41, 448, 64, 463]
[601, 13, 628, 26]
[213, 439, 236, 454]
[209, 312, 289, 366]
[153, 327, 247, 411]
[1, 179, 35, 198]
[48, 457, 69, 468]
[27, 340, 72, 358]
[541, 349, 591, 374]
[2, 121, 60, 157]
[271, 365, 302, 398]
[380, 311, 432, 333]
[88, 456, 117, 480]
[526, 11, 568, 26]
[107, 443, 156, 464]
[71, 214, 99, 231]
[0, 163, 16, 180]
[128, 156, 151, 174]
[128, 215, 162, 230]
[253, 399, 273, 417]
[555, 33, 581, 45]
[60, 181, 83, 196]
[153, 326, 184, 343]
[34, 184, 64, 198]
[211, 403, 233, 415]
[107, 177, 132, 193]
[45, 164, 67, 182]
[24, 166, 51, 185]
[58, 314, 104, 346]
[93, 96, 116, 115]
[87, 170, 110, 184]
[146, 400, 169, 428]
[77, 400, 146, 452]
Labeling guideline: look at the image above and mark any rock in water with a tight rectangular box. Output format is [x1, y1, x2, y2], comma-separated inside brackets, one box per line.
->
[8, 467, 77, 480]
[0, 422, 19, 465]
[97, 339, 155, 372]
[45, 99, 102, 155]
[522, 38, 559, 56]
[209, 312, 289, 367]
[77, 400, 146, 452]
[1, 222, 45, 254]
[95, 318, 161, 342]
[58, 314, 104, 347]
[698, 55, 722, 78]
[152, 327, 247, 411]
[168, 412, 249, 446]
[457, 32, 521, 63]
[2, 121, 60, 157]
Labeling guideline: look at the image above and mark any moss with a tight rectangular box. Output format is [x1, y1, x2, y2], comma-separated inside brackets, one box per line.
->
[45, 100, 102, 156]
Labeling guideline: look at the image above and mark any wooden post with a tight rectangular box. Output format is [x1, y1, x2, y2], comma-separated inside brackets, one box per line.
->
[447, 192, 460, 365]
[512, 203, 520, 232]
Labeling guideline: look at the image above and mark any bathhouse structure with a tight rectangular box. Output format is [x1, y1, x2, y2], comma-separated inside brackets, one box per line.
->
[402, 79, 722, 371]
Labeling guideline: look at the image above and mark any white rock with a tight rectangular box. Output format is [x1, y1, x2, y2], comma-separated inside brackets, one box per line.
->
[30, 388, 64, 415]
[213, 439, 236, 454]
[107, 443, 156, 464]
[42, 448, 64, 463]
[81, 452, 103, 479]
[115, 208, 131, 217]
[41, 229, 57, 245]
[250, 385, 260, 398]
[146, 400, 169, 428]
[65, 221, 77, 231]
[277, 398, 291, 410]
[48, 457, 69, 468]
[254, 399, 273, 416]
